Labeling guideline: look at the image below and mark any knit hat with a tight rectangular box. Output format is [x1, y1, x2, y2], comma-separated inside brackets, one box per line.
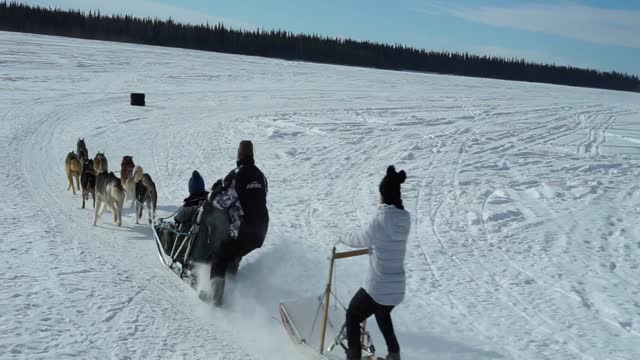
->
[237, 140, 254, 161]
[188, 170, 205, 194]
[379, 165, 407, 209]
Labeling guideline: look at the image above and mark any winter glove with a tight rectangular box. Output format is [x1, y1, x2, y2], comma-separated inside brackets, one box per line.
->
[207, 180, 223, 204]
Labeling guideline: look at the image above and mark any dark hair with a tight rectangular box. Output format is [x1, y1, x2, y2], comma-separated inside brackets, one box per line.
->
[238, 140, 254, 160]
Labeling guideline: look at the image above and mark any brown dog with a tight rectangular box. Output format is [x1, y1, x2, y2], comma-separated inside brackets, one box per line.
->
[94, 152, 108, 174]
[65, 151, 82, 194]
[121, 156, 136, 207]
[121, 156, 135, 183]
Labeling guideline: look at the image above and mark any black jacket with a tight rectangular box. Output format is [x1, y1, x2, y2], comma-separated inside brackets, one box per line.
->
[175, 191, 208, 225]
[225, 158, 268, 226]
[222, 158, 269, 252]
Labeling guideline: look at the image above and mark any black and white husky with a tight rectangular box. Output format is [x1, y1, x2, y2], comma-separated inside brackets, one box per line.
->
[80, 159, 96, 209]
[135, 170, 157, 224]
[93, 171, 125, 226]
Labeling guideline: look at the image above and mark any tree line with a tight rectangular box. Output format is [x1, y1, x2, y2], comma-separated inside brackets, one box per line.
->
[1, 1, 638, 92]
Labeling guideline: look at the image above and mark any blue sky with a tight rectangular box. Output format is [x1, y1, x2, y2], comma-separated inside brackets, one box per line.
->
[25, 0, 640, 76]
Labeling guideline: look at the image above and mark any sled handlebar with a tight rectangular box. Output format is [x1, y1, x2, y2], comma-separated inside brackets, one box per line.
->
[332, 248, 368, 260]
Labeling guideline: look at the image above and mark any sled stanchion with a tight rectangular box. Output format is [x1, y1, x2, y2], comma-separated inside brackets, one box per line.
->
[319, 247, 336, 355]
[319, 246, 369, 355]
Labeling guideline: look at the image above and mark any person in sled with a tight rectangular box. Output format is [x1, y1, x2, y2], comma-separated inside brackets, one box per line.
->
[156, 170, 210, 263]
[172, 170, 227, 266]
[337, 165, 410, 360]
[203, 140, 269, 306]
[175, 170, 208, 227]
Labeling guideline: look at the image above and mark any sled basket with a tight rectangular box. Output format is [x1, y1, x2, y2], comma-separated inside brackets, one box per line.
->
[152, 212, 199, 288]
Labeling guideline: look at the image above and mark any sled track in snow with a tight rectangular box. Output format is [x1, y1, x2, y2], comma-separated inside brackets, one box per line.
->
[411, 100, 640, 359]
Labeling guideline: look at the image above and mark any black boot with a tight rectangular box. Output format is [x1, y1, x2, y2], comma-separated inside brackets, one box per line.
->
[211, 277, 225, 307]
[198, 288, 213, 303]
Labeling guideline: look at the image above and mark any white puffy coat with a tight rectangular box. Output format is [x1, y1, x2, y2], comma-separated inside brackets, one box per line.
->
[341, 204, 410, 306]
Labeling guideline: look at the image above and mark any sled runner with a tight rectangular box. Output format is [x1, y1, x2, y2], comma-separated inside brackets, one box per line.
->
[279, 247, 380, 359]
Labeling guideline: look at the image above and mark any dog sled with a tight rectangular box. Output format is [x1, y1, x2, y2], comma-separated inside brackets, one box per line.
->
[152, 197, 234, 294]
[279, 247, 382, 360]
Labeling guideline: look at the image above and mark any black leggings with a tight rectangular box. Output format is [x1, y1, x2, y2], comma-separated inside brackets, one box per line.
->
[346, 288, 399, 359]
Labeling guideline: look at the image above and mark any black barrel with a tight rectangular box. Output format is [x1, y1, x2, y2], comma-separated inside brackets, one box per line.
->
[130, 93, 145, 106]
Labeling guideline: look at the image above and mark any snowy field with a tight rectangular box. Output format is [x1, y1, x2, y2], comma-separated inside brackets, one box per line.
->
[1, 31, 640, 360]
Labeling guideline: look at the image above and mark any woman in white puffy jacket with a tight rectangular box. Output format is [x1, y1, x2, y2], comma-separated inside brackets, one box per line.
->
[339, 165, 410, 360]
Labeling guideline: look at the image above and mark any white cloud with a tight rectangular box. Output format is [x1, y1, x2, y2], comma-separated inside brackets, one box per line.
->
[23, 0, 256, 29]
[417, 2, 640, 49]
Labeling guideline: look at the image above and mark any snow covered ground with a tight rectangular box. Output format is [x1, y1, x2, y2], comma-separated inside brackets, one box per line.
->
[1, 31, 640, 360]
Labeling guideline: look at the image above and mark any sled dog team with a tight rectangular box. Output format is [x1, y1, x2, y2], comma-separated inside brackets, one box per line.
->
[65, 138, 157, 226]
[64, 138, 408, 360]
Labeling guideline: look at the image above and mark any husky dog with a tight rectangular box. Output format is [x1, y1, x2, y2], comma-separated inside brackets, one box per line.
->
[135, 172, 157, 224]
[94, 152, 108, 174]
[129, 165, 145, 207]
[65, 151, 82, 194]
[94, 171, 125, 226]
[76, 138, 88, 163]
[120, 155, 136, 208]
[80, 159, 96, 209]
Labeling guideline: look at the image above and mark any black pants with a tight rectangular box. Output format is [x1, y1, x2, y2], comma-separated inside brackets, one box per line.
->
[210, 238, 239, 278]
[346, 288, 399, 359]
[209, 222, 268, 278]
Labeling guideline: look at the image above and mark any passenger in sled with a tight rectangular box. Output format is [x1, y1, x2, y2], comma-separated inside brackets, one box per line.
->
[175, 170, 209, 226]
[155, 170, 209, 264]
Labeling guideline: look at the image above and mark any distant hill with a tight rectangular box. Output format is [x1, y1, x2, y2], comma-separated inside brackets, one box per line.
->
[1, 1, 638, 92]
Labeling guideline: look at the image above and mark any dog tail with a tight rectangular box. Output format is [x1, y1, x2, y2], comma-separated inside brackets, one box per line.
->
[133, 166, 144, 183]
